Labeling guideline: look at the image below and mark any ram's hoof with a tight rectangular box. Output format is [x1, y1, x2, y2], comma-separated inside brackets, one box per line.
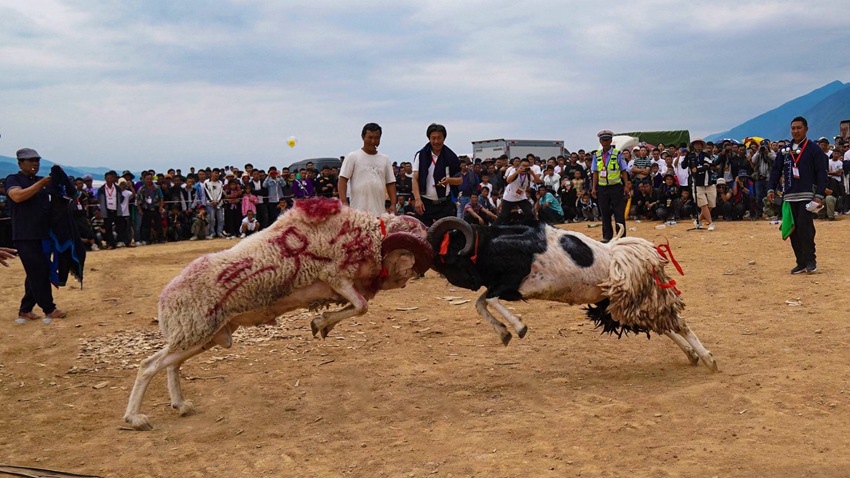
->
[517, 325, 528, 339]
[501, 333, 512, 347]
[310, 320, 320, 337]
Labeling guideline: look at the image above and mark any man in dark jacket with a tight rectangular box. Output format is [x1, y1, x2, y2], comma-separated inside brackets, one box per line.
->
[5, 148, 67, 324]
[767, 116, 828, 274]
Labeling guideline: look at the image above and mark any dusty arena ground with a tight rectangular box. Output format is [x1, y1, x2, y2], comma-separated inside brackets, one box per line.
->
[1, 219, 849, 477]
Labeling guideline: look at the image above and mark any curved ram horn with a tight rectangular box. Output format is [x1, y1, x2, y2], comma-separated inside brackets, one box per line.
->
[381, 232, 434, 275]
[427, 217, 474, 256]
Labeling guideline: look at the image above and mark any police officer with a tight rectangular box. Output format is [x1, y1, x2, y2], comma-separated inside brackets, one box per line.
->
[4, 148, 67, 324]
[591, 130, 632, 242]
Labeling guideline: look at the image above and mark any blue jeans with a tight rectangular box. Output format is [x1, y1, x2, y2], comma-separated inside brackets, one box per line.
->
[456, 196, 470, 218]
[753, 179, 768, 217]
[206, 206, 224, 236]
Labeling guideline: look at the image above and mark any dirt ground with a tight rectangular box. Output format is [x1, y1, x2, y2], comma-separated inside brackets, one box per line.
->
[1, 218, 850, 477]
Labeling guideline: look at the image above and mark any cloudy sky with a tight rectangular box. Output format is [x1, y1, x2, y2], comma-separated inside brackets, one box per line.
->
[1, 0, 848, 171]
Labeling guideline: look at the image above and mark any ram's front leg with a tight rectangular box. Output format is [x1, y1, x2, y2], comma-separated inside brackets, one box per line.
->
[310, 280, 368, 339]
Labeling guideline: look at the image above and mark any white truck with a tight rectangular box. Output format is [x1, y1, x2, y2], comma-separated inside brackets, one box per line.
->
[472, 139, 565, 161]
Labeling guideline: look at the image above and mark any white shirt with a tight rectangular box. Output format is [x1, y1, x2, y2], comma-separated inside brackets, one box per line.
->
[204, 179, 224, 205]
[104, 184, 118, 210]
[241, 216, 259, 232]
[412, 151, 445, 201]
[674, 155, 690, 186]
[543, 173, 561, 193]
[845, 150, 850, 162]
[120, 189, 132, 216]
[340, 148, 395, 217]
[502, 171, 532, 202]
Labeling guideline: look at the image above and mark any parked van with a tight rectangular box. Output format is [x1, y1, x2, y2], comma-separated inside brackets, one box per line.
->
[287, 157, 342, 171]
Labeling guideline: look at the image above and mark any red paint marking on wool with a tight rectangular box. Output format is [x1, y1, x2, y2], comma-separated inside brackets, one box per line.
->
[208, 265, 277, 318]
[328, 219, 374, 271]
[217, 258, 255, 286]
[295, 197, 342, 221]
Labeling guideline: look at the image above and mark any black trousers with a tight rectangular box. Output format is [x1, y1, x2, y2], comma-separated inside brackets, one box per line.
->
[15, 239, 56, 315]
[494, 199, 534, 225]
[597, 183, 626, 241]
[416, 198, 457, 227]
[140, 209, 163, 243]
[256, 202, 269, 229]
[789, 200, 816, 267]
[116, 215, 130, 245]
[104, 209, 118, 247]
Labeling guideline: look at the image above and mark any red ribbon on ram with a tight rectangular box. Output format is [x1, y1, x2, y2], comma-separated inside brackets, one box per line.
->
[652, 241, 684, 295]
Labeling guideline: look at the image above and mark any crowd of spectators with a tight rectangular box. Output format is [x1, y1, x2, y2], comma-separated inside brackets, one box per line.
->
[1, 136, 847, 251]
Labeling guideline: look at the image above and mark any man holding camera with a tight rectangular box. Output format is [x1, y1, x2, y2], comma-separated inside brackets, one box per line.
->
[495, 156, 539, 224]
[750, 140, 775, 219]
[687, 138, 720, 230]
[767, 116, 828, 274]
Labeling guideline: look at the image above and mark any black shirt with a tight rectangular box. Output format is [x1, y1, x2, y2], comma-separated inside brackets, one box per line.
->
[5, 172, 51, 241]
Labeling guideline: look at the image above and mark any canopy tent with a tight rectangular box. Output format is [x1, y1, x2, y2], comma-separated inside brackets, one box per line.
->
[616, 130, 691, 148]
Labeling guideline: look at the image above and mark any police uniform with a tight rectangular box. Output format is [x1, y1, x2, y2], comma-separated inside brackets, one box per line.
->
[592, 130, 630, 242]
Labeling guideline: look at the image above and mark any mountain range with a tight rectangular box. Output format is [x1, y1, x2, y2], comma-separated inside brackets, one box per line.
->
[706, 80, 850, 142]
[0, 156, 118, 182]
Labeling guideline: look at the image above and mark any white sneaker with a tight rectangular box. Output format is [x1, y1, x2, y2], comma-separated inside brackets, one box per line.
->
[206, 235, 214, 240]
[707, 223, 715, 231]
[91, 244, 100, 251]
[189, 236, 197, 241]
[240, 233, 246, 239]
[116, 242, 125, 248]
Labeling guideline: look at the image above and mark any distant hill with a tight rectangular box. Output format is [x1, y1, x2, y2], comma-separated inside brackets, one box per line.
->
[0, 155, 116, 181]
[706, 81, 850, 142]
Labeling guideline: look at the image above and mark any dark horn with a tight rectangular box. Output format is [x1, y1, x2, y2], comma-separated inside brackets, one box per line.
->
[427, 217, 475, 256]
[381, 233, 434, 275]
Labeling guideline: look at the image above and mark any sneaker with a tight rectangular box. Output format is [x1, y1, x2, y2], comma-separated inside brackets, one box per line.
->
[693, 219, 699, 228]
[91, 244, 100, 251]
[790, 264, 807, 275]
[806, 263, 817, 273]
[189, 236, 197, 241]
[206, 235, 214, 240]
[240, 233, 246, 239]
[116, 242, 125, 248]
[707, 223, 715, 231]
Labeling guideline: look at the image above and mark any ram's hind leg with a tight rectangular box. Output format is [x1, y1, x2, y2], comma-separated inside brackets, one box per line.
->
[167, 344, 209, 417]
[663, 330, 700, 366]
[486, 297, 528, 339]
[475, 292, 512, 346]
[124, 347, 169, 431]
[677, 318, 718, 372]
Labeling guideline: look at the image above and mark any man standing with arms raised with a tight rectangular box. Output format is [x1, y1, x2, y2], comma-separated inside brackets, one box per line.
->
[591, 130, 631, 242]
[338, 123, 396, 217]
[768, 116, 828, 274]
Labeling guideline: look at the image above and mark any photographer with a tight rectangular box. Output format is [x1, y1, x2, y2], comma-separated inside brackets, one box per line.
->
[687, 138, 720, 230]
[495, 157, 539, 224]
[749, 140, 775, 219]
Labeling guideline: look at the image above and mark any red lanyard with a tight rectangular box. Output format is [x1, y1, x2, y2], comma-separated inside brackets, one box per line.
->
[790, 139, 808, 166]
[602, 149, 612, 169]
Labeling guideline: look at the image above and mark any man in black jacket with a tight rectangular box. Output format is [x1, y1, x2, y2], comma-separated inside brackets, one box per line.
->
[767, 116, 828, 274]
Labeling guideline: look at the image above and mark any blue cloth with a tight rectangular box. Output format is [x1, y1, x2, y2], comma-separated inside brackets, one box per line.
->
[539, 192, 564, 215]
[415, 143, 461, 199]
[46, 165, 86, 286]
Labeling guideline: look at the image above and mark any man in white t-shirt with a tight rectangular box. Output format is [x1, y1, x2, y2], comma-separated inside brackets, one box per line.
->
[495, 157, 539, 224]
[338, 123, 396, 217]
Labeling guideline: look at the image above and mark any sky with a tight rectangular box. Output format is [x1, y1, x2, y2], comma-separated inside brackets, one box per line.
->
[1, 0, 848, 172]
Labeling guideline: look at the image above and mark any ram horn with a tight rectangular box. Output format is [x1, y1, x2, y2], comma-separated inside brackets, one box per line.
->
[381, 232, 434, 275]
[427, 217, 475, 256]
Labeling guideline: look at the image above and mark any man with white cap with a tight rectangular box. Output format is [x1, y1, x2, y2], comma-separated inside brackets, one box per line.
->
[687, 137, 719, 231]
[591, 129, 631, 242]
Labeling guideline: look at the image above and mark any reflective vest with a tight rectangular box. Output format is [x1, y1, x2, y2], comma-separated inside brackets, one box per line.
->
[595, 148, 621, 186]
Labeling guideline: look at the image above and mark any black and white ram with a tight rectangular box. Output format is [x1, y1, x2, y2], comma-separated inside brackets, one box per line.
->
[427, 217, 717, 371]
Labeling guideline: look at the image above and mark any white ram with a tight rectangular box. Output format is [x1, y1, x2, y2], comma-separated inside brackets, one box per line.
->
[124, 198, 432, 430]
